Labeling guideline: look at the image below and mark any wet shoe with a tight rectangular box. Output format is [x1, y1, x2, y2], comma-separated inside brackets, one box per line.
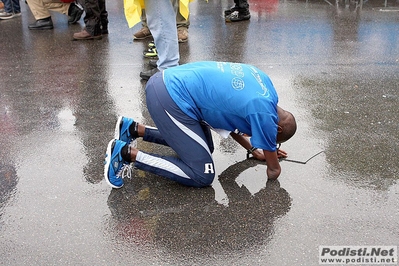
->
[133, 26, 152, 40]
[225, 10, 251, 22]
[114, 116, 137, 144]
[104, 139, 134, 188]
[148, 59, 157, 68]
[28, 17, 53, 30]
[68, 2, 83, 24]
[148, 41, 155, 48]
[224, 5, 240, 16]
[73, 29, 102, 40]
[0, 12, 21, 20]
[140, 68, 159, 80]
[101, 24, 108, 34]
[177, 27, 188, 43]
[143, 47, 157, 58]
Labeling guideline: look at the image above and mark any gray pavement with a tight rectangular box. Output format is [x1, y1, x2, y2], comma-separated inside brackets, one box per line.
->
[1, 0, 398, 265]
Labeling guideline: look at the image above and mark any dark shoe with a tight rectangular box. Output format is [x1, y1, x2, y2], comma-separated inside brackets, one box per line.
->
[28, 17, 53, 30]
[140, 68, 159, 80]
[148, 59, 157, 68]
[101, 24, 108, 35]
[225, 10, 250, 22]
[73, 29, 102, 40]
[224, 5, 240, 16]
[68, 2, 83, 24]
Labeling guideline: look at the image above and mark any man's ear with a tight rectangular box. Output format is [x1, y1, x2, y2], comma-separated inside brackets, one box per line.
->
[277, 125, 283, 133]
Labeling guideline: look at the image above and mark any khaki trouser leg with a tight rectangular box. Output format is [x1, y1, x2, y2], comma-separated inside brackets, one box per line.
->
[27, 0, 70, 20]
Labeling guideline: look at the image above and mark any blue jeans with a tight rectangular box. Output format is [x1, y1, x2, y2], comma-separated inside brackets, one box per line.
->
[144, 0, 179, 70]
[3, 0, 21, 13]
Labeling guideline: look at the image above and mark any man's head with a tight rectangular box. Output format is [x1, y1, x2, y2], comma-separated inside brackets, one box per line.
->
[276, 106, 297, 144]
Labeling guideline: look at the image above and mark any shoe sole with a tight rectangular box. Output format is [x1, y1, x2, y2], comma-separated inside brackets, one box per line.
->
[133, 35, 152, 40]
[29, 26, 54, 30]
[225, 16, 251, 23]
[0, 15, 19, 20]
[73, 35, 103, 40]
[104, 139, 123, 189]
[143, 55, 158, 59]
[114, 116, 123, 140]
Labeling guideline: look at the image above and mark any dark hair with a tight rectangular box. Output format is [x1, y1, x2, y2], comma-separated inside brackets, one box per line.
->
[279, 112, 296, 142]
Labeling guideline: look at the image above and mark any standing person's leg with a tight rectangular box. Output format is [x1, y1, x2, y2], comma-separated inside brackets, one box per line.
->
[27, 0, 82, 28]
[26, 0, 53, 28]
[98, 0, 108, 34]
[225, 0, 250, 22]
[133, 9, 152, 40]
[144, 0, 179, 70]
[10, 0, 21, 12]
[1, 0, 11, 13]
[73, 0, 102, 39]
[236, 0, 249, 10]
[0, 0, 21, 18]
[173, 0, 190, 43]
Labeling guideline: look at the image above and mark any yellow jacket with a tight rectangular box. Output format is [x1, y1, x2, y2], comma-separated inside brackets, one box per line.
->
[124, 0, 192, 28]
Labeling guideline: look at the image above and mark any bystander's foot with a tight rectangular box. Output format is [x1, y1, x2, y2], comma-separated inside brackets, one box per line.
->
[28, 17, 53, 30]
[73, 29, 102, 40]
[148, 59, 157, 68]
[143, 47, 158, 58]
[224, 5, 240, 16]
[140, 68, 159, 80]
[177, 27, 188, 43]
[133, 27, 152, 40]
[0, 11, 21, 20]
[225, 10, 251, 22]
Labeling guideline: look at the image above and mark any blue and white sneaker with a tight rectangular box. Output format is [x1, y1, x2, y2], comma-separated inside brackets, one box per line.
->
[104, 139, 132, 189]
[114, 116, 136, 144]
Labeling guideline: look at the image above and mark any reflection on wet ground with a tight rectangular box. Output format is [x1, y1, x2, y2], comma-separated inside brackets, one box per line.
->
[107, 159, 291, 264]
[0, 0, 398, 264]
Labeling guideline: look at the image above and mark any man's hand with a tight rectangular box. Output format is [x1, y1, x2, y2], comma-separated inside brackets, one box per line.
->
[252, 148, 288, 160]
[277, 148, 288, 159]
[229, 132, 283, 179]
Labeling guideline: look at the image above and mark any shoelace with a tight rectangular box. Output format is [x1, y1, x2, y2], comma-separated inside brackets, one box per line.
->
[230, 11, 240, 18]
[117, 163, 134, 179]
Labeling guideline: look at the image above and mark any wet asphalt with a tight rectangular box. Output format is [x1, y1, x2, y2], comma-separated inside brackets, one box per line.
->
[1, 0, 398, 265]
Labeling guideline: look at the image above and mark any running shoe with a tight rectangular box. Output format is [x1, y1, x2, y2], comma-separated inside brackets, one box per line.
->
[224, 5, 240, 16]
[143, 47, 158, 58]
[104, 139, 132, 188]
[114, 116, 136, 144]
[148, 41, 155, 48]
[225, 11, 251, 22]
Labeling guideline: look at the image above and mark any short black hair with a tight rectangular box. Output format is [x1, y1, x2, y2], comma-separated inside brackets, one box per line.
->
[279, 111, 296, 142]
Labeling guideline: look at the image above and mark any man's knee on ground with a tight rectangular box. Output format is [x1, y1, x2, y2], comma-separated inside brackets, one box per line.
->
[191, 171, 215, 188]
